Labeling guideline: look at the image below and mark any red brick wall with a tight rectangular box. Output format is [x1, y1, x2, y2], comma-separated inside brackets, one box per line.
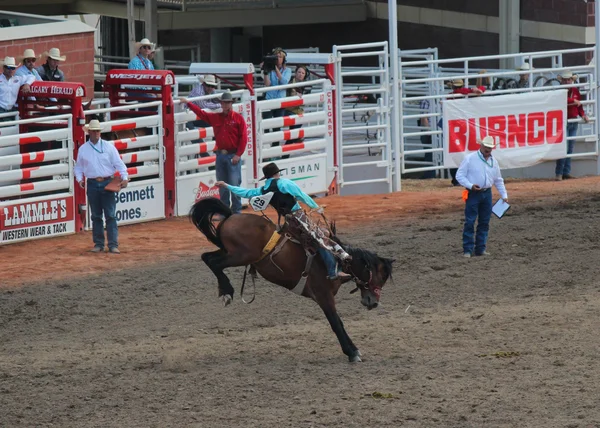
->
[0, 32, 95, 100]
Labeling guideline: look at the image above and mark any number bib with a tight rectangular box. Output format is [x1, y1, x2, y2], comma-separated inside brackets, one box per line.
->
[249, 192, 274, 211]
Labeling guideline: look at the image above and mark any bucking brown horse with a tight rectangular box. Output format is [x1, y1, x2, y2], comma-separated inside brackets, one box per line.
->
[189, 197, 394, 362]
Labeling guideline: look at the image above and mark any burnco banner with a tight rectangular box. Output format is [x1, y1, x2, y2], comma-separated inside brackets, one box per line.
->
[443, 90, 568, 168]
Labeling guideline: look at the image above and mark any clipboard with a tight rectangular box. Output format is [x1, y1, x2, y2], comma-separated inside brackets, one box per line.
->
[104, 177, 123, 193]
[492, 198, 510, 219]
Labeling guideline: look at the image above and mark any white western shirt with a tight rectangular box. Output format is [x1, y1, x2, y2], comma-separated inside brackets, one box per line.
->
[0, 73, 35, 110]
[74, 139, 129, 182]
[456, 150, 508, 199]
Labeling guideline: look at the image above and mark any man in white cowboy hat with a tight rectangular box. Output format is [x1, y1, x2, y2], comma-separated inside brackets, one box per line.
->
[456, 136, 508, 258]
[128, 37, 155, 71]
[74, 119, 129, 254]
[37, 48, 66, 82]
[179, 91, 247, 213]
[443, 77, 486, 186]
[0, 56, 34, 120]
[555, 69, 589, 181]
[15, 49, 42, 81]
[189, 75, 221, 110]
[516, 62, 533, 88]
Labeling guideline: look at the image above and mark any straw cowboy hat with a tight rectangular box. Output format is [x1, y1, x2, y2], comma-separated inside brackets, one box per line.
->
[479, 136, 496, 149]
[0, 56, 18, 68]
[135, 38, 155, 51]
[43, 48, 67, 62]
[200, 74, 219, 87]
[450, 78, 464, 87]
[560, 70, 576, 79]
[18, 49, 39, 62]
[84, 119, 103, 132]
[518, 62, 533, 71]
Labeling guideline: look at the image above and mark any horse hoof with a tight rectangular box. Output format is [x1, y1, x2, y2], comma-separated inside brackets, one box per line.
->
[349, 355, 362, 363]
[221, 294, 232, 307]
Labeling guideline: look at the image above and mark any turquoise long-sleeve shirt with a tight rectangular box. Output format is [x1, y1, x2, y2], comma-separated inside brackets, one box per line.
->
[226, 178, 319, 212]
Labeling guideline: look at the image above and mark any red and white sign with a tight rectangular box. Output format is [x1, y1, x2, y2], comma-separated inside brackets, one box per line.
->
[0, 196, 75, 244]
[194, 180, 220, 202]
[443, 90, 568, 168]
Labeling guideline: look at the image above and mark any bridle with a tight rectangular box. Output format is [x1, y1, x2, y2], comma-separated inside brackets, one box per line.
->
[348, 263, 378, 296]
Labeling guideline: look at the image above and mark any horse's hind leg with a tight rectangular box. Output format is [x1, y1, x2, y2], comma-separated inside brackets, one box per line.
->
[201, 250, 254, 306]
[201, 250, 235, 301]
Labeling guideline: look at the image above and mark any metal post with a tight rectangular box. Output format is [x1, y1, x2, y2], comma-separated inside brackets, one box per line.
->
[389, 0, 401, 191]
[144, 0, 158, 46]
[596, 0, 600, 173]
[127, 0, 136, 58]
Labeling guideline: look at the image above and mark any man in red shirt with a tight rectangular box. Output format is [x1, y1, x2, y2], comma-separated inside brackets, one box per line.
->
[180, 91, 247, 213]
[555, 70, 589, 181]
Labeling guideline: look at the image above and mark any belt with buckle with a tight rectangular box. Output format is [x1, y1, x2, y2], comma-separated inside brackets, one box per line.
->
[215, 149, 236, 155]
[89, 176, 113, 182]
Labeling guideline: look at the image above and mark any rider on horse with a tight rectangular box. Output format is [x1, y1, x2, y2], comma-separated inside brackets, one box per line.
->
[215, 162, 352, 280]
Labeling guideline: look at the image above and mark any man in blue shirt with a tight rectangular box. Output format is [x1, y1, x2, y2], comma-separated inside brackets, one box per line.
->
[215, 162, 351, 280]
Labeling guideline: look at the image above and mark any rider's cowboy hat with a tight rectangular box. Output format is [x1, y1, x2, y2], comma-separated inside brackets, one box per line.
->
[219, 91, 234, 102]
[479, 136, 496, 149]
[42, 48, 67, 62]
[200, 74, 219, 87]
[18, 49, 39, 62]
[0, 57, 18, 68]
[135, 38, 155, 51]
[260, 162, 287, 180]
[84, 119, 103, 132]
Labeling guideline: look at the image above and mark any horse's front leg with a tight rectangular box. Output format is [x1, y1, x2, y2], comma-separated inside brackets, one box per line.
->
[315, 290, 361, 362]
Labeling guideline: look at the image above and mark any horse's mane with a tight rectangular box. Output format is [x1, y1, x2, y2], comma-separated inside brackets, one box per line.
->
[328, 220, 394, 281]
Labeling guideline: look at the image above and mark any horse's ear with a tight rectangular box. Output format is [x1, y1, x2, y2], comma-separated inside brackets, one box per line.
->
[385, 257, 396, 264]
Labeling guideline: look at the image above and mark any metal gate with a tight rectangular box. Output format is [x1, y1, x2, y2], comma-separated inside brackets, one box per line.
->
[399, 47, 599, 178]
[333, 42, 392, 195]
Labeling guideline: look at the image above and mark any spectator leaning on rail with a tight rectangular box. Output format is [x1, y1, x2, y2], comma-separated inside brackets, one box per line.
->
[179, 91, 247, 214]
[186, 75, 221, 161]
[0, 56, 33, 120]
[74, 119, 129, 254]
[15, 49, 42, 81]
[517, 62, 533, 89]
[128, 38, 155, 71]
[283, 65, 311, 150]
[262, 47, 292, 125]
[37, 48, 66, 82]
[214, 162, 352, 281]
[555, 70, 589, 181]
[456, 136, 508, 258]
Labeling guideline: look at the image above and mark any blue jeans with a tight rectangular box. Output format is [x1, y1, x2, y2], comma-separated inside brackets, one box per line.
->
[318, 248, 338, 278]
[463, 188, 492, 255]
[87, 179, 118, 249]
[555, 122, 578, 176]
[216, 152, 242, 213]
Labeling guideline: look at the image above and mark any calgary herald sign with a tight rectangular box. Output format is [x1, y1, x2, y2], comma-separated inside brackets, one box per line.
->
[443, 90, 568, 169]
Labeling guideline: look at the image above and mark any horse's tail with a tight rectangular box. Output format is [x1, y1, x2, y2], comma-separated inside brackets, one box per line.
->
[189, 197, 233, 249]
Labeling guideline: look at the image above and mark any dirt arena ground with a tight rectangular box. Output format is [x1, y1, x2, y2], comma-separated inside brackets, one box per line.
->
[1, 177, 600, 427]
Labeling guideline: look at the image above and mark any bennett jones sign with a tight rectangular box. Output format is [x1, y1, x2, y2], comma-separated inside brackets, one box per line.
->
[443, 90, 567, 169]
[0, 196, 75, 244]
[88, 182, 166, 227]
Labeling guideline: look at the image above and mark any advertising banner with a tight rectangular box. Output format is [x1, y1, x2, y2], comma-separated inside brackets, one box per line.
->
[443, 90, 568, 168]
[1, 195, 75, 244]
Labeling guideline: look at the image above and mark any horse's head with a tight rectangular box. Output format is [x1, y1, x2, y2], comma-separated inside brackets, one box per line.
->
[345, 247, 394, 310]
